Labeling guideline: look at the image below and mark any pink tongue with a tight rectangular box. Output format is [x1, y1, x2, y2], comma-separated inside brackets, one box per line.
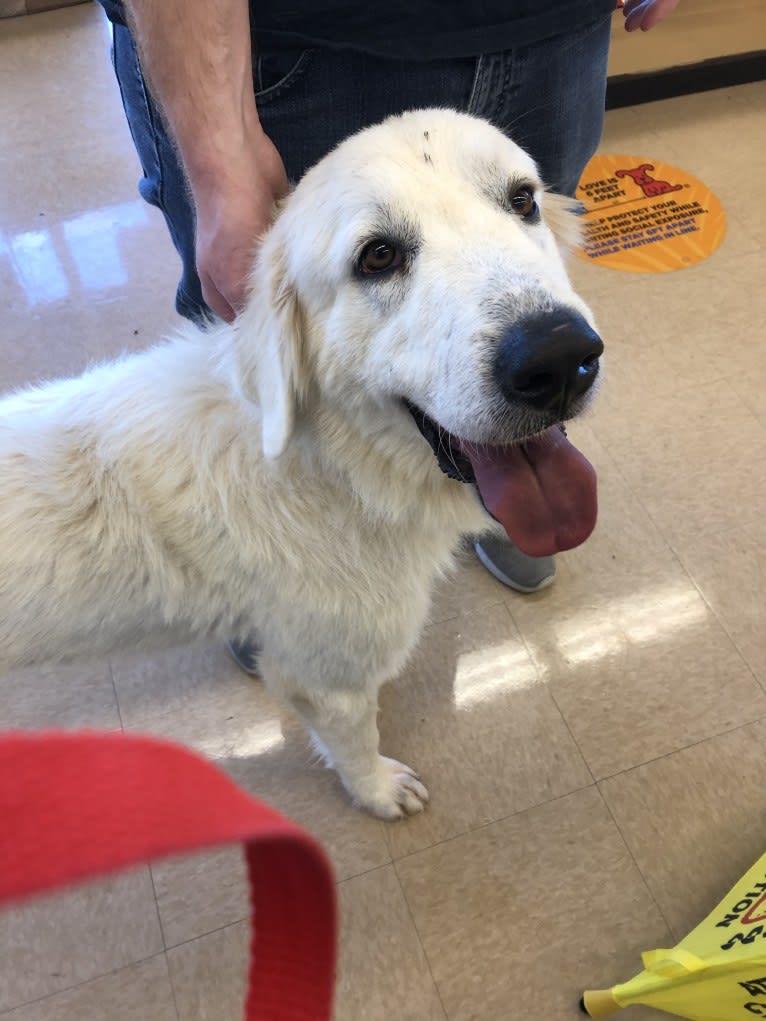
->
[459, 426, 598, 557]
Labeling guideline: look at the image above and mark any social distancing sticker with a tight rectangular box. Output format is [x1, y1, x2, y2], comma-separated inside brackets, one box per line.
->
[575, 154, 727, 273]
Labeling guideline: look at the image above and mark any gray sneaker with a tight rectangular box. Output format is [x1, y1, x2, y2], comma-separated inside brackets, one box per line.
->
[474, 534, 556, 593]
[226, 638, 261, 676]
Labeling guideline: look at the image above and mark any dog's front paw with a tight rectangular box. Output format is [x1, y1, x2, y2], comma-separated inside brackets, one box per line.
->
[350, 755, 429, 821]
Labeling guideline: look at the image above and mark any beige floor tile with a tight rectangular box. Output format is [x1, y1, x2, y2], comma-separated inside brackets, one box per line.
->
[582, 244, 765, 402]
[0, 190, 179, 317]
[1, 172, 181, 392]
[729, 353, 766, 433]
[335, 866, 446, 1021]
[0, 868, 163, 1011]
[565, 248, 609, 300]
[26, 0, 89, 13]
[0, 15, 181, 397]
[0, 954, 178, 1021]
[0, 5, 106, 74]
[627, 86, 763, 164]
[672, 518, 766, 686]
[0, 293, 180, 395]
[600, 720, 766, 940]
[731, 80, 766, 108]
[0, 7, 129, 158]
[0, 657, 120, 729]
[590, 378, 766, 547]
[597, 103, 660, 156]
[150, 846, 249, 951]
[109, 642, 259, 733]
[380, 602, 592, 859]
[0, 143, 146, 236]
[626, 88, 765, 250]
[579, 236, 766, 554]
[510, 559, 766, 779]
[396, 786, 671, 1021]
[0, 133, 181, 391]
[166, 919, 248, 1021]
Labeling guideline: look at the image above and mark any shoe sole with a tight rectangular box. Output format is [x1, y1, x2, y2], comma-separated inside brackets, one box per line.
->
[474, 543, 556, 594]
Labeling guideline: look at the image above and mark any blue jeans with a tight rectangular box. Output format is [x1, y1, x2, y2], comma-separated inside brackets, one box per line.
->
[110, 14, 612, 325]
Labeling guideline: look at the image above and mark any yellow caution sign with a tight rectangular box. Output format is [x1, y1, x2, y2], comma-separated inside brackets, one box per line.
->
[576, 154, 727, 273]
[582, 851, 766, 1019]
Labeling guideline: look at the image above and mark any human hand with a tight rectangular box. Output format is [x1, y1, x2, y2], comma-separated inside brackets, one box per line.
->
[621, 0, 681, 31]
[190, 128, 289, 322]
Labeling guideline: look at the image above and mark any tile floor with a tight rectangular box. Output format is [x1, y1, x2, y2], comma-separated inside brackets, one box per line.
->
[1, 6, 765, 1020]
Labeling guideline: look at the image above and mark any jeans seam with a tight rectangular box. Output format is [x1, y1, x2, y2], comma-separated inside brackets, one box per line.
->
[114, 26, 167, 213]
[135, 64, 167, 214]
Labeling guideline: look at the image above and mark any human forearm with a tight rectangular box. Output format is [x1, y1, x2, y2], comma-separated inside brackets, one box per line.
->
[124, 0, 259, 183]
[124, 0, 288, 321]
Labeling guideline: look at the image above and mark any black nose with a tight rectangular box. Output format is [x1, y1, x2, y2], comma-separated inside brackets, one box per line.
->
[494, 308, 603, 413]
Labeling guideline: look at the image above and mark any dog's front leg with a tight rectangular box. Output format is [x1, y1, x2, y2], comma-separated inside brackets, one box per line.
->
[286, 684, 429, 821]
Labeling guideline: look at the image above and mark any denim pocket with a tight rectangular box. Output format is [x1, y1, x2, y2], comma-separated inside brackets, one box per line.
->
[253, 49, 313, 103]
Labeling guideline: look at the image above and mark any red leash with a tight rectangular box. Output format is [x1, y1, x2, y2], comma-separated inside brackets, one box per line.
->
[0, 731, 337, 1020]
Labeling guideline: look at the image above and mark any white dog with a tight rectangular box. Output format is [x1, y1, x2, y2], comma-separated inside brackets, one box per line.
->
[0, 110, 602, 819]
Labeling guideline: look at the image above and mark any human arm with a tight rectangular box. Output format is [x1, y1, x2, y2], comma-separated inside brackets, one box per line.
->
[124, 0, 288, 320]
[621, 0, 682, 32]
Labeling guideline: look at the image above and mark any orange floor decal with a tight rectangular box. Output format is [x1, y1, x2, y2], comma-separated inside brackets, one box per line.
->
[575, 154, 727, 273]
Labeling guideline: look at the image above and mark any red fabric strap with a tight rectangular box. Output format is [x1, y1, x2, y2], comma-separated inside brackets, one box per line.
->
[0, 731, 337, 1020]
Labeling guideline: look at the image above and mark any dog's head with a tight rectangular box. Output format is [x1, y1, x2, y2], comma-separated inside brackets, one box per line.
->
[236, 109, 603, 555]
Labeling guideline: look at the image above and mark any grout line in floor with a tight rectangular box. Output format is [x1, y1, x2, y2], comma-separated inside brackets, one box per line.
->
[594, 781, 678, 944]
[0, 951, 168, 1018]
[161, 950, 182, 1021]
[391, 858, 450, 1021]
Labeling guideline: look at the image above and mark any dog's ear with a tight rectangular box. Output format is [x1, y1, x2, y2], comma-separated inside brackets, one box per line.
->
[542, 190, 584, 254]
[234, 230, 308, 460]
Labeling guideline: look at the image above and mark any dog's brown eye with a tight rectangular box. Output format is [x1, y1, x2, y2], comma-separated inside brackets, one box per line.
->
[358, 240, 403, 275]
[509, 186, 538, 219]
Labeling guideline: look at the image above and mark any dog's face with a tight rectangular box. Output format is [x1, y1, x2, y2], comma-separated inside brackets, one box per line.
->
[239, 110, 603, 556]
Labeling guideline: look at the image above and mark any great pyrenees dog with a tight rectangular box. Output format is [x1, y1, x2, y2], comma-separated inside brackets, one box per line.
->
[0, 110, 602, 819]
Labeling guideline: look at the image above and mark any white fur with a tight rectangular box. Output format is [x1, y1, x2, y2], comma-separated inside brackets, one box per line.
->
[0, 110, 596, 819]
